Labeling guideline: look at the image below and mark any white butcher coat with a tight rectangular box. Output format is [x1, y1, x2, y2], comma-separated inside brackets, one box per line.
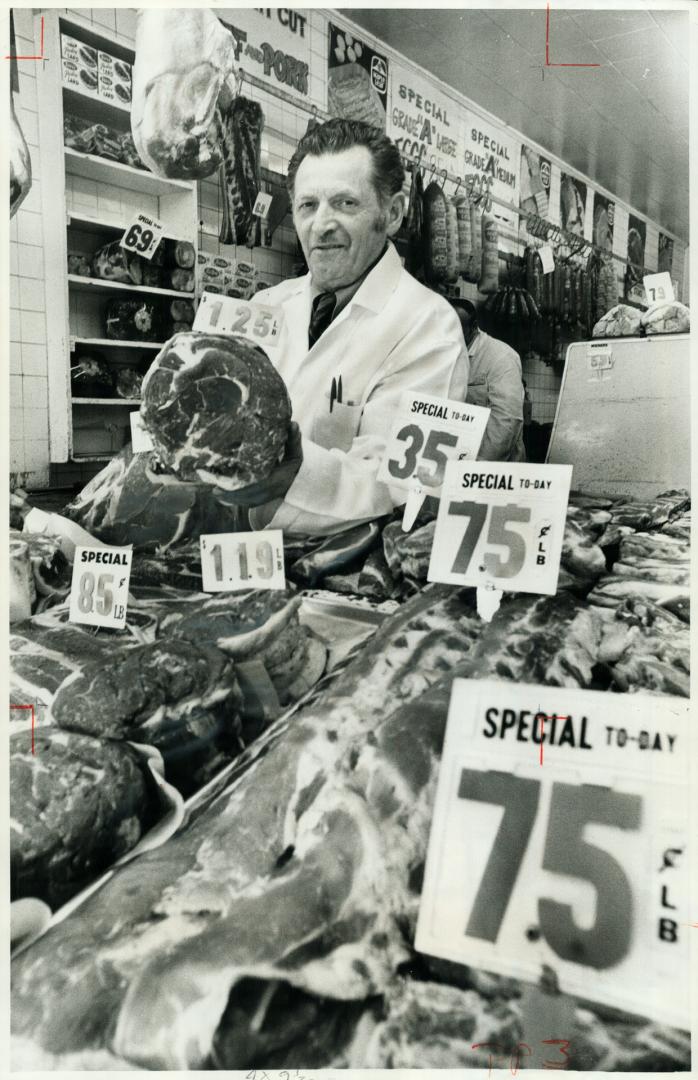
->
[250, 243, 469, 536]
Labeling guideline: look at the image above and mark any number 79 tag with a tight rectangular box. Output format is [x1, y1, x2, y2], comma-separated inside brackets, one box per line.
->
[428, 460, 572, 596]
[192, 293, 283, 348]
[200, 531, 285, 592]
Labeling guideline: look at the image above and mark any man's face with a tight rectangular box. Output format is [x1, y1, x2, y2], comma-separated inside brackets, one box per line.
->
[292, 145, 402, 292]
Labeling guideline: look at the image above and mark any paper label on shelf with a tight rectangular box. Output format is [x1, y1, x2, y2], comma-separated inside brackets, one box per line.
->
[252, 191, 273, 219]
[192, 293, 283, 348]
[427, 460, 572, 596]
[538, 245, 555, 274]
[415, 679, 690, 1029]
[120, 212, 165, 261]
[69, 545, 132, 629]
[130, 412, 154, 453]
[642, 271, 674, 306]
[200, 531, 285, 593]
[377, 391, 490, 496]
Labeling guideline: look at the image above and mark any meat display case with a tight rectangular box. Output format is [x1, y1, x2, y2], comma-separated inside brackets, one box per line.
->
[34, 10, 198, 466]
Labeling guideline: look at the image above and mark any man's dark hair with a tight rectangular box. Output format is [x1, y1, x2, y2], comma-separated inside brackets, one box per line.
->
[286, 118, 405, 204]
[450, 298, 478, 335]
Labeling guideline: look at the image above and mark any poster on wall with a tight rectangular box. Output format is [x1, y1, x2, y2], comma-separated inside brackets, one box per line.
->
[518, 145, 550, 239]
[559, 172, 587, 237]
[387, 61, 461, 175]
[625, 214, 647, 302]
[592, 191, 614, 252]
[327, 22, 388, 130]
[461, 109, 520, 228]
[658, 232, 674, 274]
[218, 8, 312, 101]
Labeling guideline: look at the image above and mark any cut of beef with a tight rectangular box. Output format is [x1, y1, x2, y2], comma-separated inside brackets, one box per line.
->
[11, 728, 157, 910]
[140, 332, 292, 487]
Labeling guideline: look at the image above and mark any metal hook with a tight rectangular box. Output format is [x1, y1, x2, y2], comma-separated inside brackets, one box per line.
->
[453, 176, 462, 197]
[439, 167, 448, 190]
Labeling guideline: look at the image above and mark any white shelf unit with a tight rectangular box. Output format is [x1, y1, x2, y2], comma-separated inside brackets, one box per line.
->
[37, 10, 198, 466]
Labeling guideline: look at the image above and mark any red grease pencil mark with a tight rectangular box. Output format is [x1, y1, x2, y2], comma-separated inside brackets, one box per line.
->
[546, 3, 600, 68]
[11, 704, 36, 753]
[5, 16, 44, 60]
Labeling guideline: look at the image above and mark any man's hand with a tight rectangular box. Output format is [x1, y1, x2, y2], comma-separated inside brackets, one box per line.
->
[199, 422, 303, 507]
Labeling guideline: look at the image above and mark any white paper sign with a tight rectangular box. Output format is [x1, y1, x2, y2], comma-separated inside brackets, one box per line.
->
[538, 244, 555, 274]
[120, 212, 165, 261]
[69, 545, 132, 629]
[378, 392, 490, 494]
[130, 411, 154, 453]
[416, 679, 691, 1029]
[428, 460, 572, 595]
[642, 271, 675, 306]
[193, 293, 283, 349]
[252, 191, 273, 219]
[200, 531, 285, 592]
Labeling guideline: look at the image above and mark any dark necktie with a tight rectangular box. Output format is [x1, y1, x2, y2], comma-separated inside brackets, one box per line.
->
[308, 290, 336, 349]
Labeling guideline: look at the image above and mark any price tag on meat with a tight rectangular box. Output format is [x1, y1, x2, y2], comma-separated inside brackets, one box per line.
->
[192, 292, 283, 348]
[377, 392, 490, 493]
[200, 531, 285, 592]
[69, 545, 132, 629]
[642, 271, 675, 305]
[120, 212, 165, 261]
[416, 680, 690, 1029]
[428, 461, 572, 595]
[252, 191, 273, 219]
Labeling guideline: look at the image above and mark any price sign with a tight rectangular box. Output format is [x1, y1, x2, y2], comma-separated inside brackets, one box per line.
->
[377, 392, 490, 494]
[120, 212, 165, 261]
[416, 679, 690, 1029]
[69, 545, 132, 629]
[428, 461, 572, 595]
[192, 292, 283, 349]
[130, 411, 154, 453]
[642, 271, 675, 306]
[252, 191, 273, 219]
[200, 531, 285, 592]
[538, 244, 555, 274]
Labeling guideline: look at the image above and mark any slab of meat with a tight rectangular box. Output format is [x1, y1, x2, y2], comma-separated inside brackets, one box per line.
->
[11, 728, 158, 909]
[131, 9, 236, 180]
[64, 446, 243, 550]
[140, 333, 291, 487]
[9, 529, 71, 612]
[218, 96, 265, 247]
[595, 597, 690, 697]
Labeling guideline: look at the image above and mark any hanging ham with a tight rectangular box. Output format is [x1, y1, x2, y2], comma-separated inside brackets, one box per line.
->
[131, 9, 237, 180]
[10, 92, 32, 217]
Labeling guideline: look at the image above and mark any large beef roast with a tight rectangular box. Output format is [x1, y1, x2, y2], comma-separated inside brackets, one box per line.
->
[64, 445, 242, 550]
[140, 333, 292, 487]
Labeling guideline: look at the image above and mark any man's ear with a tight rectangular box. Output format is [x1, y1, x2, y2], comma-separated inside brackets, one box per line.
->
[385, 191, 405, 238]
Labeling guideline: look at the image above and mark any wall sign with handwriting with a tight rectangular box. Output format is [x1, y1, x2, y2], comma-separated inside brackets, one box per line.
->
[193, 292, 283, 348]
[200, 531, 285, 592]
[415, 679, 690, 1029]
[428, 460, 572, 595]
[69, 545, 132, 629]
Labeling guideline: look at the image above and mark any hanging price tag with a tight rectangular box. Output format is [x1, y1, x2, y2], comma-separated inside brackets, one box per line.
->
[192, 292, 283, 348]
[200, 531, 285, 592]
[252, 191, 273, 219]
[377, 392, 490, 530]
[428, 460, 572, 596]
[69, 545, 132, 629]
[129, 411, 154, 453]
[642, 271, 674, 306]
[416, 679, 690, 1029]
[120, 212, 165, 261]
[538, 245, 555, 274]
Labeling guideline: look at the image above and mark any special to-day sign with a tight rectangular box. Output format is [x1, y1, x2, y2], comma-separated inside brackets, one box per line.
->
[69, 545, 132, 629]
[377, 392, 490, 494]
[428, 460, 572, 595]
[415, 679, 690, 1029]
[200, 531, 285, 592]
[192, 292, 283, 348]
[120, 212, 165, 261]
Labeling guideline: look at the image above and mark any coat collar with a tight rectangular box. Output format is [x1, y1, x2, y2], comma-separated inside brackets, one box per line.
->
[290, 241, 402, 316]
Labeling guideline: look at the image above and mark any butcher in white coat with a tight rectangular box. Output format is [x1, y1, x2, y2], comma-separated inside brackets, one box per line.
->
[217, 118, 469, 536]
